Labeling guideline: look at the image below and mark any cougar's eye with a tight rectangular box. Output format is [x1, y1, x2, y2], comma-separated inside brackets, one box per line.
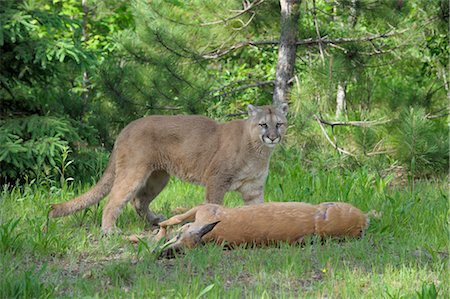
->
[276, 122, 284, 128]
[259, 123, 268, 128]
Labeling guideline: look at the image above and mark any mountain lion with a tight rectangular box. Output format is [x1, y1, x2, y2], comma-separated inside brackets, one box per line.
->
[49, 104, 288, 234]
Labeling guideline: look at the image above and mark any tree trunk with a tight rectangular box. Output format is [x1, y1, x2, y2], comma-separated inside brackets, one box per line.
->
[348, 0, 358, 28]
[335, 82, 347, 118]
[272, 0, 301, 107]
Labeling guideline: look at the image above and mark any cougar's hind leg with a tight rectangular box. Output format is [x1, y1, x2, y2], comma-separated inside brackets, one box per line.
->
[132, 170, 170, 226]
[101, 167, 151, 235]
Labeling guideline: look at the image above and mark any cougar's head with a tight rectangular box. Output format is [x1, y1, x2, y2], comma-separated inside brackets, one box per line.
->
[247, 103, 288, 148]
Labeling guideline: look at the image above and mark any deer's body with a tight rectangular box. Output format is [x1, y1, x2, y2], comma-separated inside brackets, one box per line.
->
[156, 202, 369, 254]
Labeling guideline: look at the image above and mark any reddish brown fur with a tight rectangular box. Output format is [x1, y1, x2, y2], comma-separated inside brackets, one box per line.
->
[157, 202, 369, 252]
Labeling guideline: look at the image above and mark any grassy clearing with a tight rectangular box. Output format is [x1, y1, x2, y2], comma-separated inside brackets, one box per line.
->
[0, 162, 448, 298]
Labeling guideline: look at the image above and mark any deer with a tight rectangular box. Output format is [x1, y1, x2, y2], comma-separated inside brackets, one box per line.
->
[153, 201, 371, 258]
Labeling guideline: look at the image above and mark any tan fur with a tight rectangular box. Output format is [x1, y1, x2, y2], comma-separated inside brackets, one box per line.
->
[49, 104, 288, 234]
[157, 202, 369, 253]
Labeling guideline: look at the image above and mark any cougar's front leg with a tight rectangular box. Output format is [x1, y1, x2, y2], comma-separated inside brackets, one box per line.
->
[240, 184, 264, 205]
[204, 177, 229, 204]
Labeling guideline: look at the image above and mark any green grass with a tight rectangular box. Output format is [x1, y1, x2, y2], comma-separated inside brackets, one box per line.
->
[0, 163, 448, 298]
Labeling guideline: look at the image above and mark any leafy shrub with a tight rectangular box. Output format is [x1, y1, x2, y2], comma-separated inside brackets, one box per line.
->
[389, 107, 449, 177]
[0, 115, 107, 184]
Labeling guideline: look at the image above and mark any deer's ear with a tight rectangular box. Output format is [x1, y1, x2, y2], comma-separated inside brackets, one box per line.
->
[195, 221, 220, 240]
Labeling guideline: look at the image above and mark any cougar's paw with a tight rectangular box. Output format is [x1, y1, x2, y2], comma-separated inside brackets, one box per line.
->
[101, 226, 122, 236]
[152, 214, 166, 227]
[158, 247, 184, 259]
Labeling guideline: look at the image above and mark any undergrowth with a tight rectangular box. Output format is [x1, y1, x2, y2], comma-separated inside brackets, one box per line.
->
[0, 162, 448, 298]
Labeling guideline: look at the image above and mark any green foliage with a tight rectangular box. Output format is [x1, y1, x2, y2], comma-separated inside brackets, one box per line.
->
[0, 263, 54, 299]
[1, 0, 448, 184]
[0, 0, 94, 116]
[0, 218, 23, 254]
[208, 47, 277, 118]
[390, 108, 448, 177]
[0, 115, 107, 184]
[0, 1, 448, 296]
[353, 126, 379, 155]
[0, 166, 448, 297]
[0, 116, 75, 182]
[416, 282, 439, 299]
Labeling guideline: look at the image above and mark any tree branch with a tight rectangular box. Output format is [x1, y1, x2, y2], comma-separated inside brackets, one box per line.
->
[425, 107, 450, 119]
[212, 80, 274, 98]
[225, 112, 248, 117]
[202, 40, 277, 59]
[199, 0, 264, 26]
[312, 0, 325, 64]
[210, 78, 258, 94]
[146, 106, 183, 111]
[314, 115, 356, 157]
[315, 115, 392, 127]
[201, 29, 408, 59]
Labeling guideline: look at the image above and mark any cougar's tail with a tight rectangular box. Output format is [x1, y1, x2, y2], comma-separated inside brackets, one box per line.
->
[49, 150, 116, 218]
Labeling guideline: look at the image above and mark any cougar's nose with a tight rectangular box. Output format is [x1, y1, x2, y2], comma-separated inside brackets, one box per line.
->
[268, 132, 278, 142]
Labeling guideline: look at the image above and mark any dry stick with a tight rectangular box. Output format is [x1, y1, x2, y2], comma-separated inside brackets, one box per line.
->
[315, 115, 392, 127]
[229, 12, 256, 31]
[314, 115, 356, 157]
[425, 109, 450, 120]
[366, 150, 394, 156]
[199, 0, 264, 26]
[225, 112, 248, 117]
[312, 0, 325, 64]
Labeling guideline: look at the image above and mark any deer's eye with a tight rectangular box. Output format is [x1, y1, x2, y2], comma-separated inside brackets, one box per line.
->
[259, 123, 268, 128]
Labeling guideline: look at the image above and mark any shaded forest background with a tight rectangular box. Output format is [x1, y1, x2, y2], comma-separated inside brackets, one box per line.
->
[0, 0, 448, 185]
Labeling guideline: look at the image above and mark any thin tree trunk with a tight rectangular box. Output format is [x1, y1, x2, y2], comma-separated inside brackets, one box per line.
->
[349, 0, 357, 28]
[336, 82, 347, 118]
[439, 67, 449, 102]
[337, 0, 355, 117]
[273, 0, 301, 106]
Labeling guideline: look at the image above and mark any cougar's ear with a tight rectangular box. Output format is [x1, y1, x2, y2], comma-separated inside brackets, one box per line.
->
[278, 102, 288, 116]
[195, 221, 220, 241]
[247, 104, 259, 117]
